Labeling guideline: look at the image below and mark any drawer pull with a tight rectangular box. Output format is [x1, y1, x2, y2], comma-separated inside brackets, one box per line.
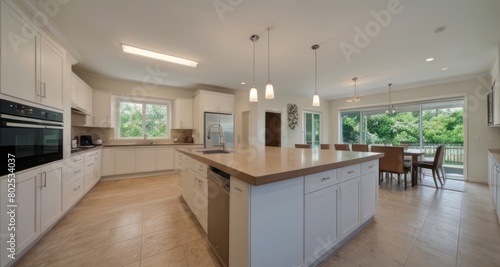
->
[73, 185, 81, 191]
[74, 169, 81, 174]
[347, 170, 355, 174]
[234, 187, 243, 193]
[321, 177, 330, 181]
[368, 165, 373, 169]
[198, 180, 204, 184]
[87, 163, 93, 167]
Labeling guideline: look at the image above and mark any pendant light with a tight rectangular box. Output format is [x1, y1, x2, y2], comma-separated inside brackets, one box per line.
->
[386, 83, 396, 114]
[249, 34, 259, 102]
[346, 77, 361, 102]
[265, 28, 274, 99]
[312, 44, 320, 107]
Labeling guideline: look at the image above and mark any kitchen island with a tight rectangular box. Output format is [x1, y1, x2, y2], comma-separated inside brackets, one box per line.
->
[177, 146, 382, 267]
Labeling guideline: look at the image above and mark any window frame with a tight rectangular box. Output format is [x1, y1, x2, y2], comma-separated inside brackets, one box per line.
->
[303, 110, 322, 149]
[115, 97, 172, 140]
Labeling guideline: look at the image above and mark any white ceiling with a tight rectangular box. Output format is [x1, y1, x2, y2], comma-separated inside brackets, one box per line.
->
[34, 0, 500, 99]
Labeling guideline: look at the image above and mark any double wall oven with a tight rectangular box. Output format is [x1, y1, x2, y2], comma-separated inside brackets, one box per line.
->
[0, 100, 63, 176]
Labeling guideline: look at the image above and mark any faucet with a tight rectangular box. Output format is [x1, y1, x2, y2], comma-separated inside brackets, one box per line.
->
[206, 124, 226, 151]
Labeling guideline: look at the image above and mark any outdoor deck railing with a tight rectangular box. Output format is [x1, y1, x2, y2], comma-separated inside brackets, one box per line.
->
[404, 142, 464, 165]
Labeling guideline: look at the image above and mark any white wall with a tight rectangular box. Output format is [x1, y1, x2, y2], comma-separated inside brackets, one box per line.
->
[234, 89, 331, 148]
[329, 76, 500, 183]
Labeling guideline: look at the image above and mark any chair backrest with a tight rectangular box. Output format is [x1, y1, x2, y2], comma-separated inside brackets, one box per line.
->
[320, 144, 331, 150]
[434, 145, 445, 168]
[334, 144, 350, 151]
[352, 144, 369, 152]
[379, 146, 405, 173]
[295, 144, 312, 149]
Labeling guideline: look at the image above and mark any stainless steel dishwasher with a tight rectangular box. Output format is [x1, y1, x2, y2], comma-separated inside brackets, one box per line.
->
[207, 166, 230, 267]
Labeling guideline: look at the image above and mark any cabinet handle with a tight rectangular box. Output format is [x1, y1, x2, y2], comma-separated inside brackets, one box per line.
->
[74, 169, 81, 174]
[43, 172, 47, 188]
[42, 83, 47, 98]
[348, 170, 355, 174]
[73, 185, 81, 191]
[234, 187, 243, 193]
[368, 165, 373, 169]
[87, 163, 93, 167]
[321, 177, 331, 181]
[198, 179, 204, 184]
[36, 81, 42, 96]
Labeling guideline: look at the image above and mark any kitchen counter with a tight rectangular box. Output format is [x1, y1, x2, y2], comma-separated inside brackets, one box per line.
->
[488, 148, 500, 163]
[70, 145, 103, 154]
[177, 145, 383, 185]
[104, 143, 200, 147]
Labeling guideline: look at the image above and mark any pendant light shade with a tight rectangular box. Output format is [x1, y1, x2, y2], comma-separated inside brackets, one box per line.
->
[249, 34, 259, 102]
[312, 44, 320, 107]
[346, 77, 361, 102]
[386, 83, 396, 114]
[265, 28, 275, 99]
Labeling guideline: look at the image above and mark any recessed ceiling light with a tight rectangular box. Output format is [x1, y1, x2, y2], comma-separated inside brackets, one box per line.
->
[121, 44, 198, 68]
[241, 82, 246, 85]
[426, 58, 435, 62]
[434, 26, 447, 33]
[442, 67, 449, 71]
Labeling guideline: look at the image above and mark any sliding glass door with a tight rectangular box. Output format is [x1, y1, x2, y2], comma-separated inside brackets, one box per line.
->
[304, 111, 321, 149]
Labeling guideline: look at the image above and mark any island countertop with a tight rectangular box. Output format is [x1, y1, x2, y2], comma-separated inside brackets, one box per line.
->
[177, 146, 383, 185]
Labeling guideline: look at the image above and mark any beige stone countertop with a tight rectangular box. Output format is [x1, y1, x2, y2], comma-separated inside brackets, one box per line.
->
[488, 149, 500, 164]
[177, 146, 383, 186]
[103, 143, 202, 148]
[70, 145, 103, 155]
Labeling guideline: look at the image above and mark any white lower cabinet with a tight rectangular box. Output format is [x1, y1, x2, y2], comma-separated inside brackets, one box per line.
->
[102, 148, 115, 176]
[185, 168, 196, 208]
[339, 177, 361, 240]
[361, 173, 377, 223]
[84, 159, 96, 192]
[488, 153, 500, 223]
[0, 163, 62, 267]
[115, 149, 136, 175]
[136, 149, 157, 173]
[157, 148, 174, 170]
[193, 172, 208, 232]
[304, 184, 339, 264]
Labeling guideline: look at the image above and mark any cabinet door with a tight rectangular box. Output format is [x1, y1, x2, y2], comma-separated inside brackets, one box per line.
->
[360, 173, 377, 223]
[193, 95, 203, 144]
[85, 85, 93, 115]
[95, 150, 102, 181]
[40, 166, 63, 232]
[202, 93, 218, 112]
[71, 74, 78, 107]
[0, 2, 39, 103]
[193, 173, 208, 232]
[304, 184, 339, 262]
[0, 168, 40, 267]
[102, 149, 115, 176]
[185, 169, 196, 208]
[84, 159, 95, 191]
[157, 148, 174, 170]
[339, 177, 360, 240]
[136, 149, 156, 173]
[93, 91, 112, 127]
[76, 78, 87, 111]
[40, 37, 64, 110]
[217, 94, 234, 113]
[114, 149, 136, 175]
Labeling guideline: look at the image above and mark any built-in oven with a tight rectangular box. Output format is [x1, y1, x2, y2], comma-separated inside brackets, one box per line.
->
[0, 100, 63, 176]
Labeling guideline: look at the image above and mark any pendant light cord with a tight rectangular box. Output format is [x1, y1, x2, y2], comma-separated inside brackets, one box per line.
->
[267, 28, 271, 81]
[253, 38, 256, 86]
[314, 48, 317, 94]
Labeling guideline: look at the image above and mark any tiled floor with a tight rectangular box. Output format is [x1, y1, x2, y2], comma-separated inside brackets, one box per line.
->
[17, 174, 500, 267]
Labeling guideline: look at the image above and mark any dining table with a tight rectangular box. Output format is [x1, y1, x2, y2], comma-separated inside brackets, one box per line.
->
[404, 149, 426, 186]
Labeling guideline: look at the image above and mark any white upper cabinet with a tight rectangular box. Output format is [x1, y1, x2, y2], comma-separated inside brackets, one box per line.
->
[93, 90, 114, 127]
[0, 1, 65, 110]
[195, 90, 234, 113]
[71, 73, 93, 115]
[172, 98, 193, 129]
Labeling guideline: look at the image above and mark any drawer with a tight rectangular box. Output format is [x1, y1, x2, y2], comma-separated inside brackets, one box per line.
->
[63, 177, 83, 206]
[65, 163, 84, 186]
[305, 169, 338, 194]
[69, 155, 84, 165]
[194, 160, 207, 176]
[184, 155, 194, 169]
[339, 164, 361, 183]
[361, 160, 378, 175]
[84, 159, 95, 173]
[84, 151, 98, 161]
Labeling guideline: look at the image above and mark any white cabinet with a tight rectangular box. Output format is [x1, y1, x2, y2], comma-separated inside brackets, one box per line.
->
[93, 91, 114, 127]
[157, 148, 174, 170]
[62, 157, 84, 212]
[339, 177, 360, 240]
[71, 73, 93, 115]
[0, 2, 64, 110]
[173, 99, 193, 129]
[95, 150, 102, 181]
[193, 95, 202, 144]
[193, 172, 208, 232]
[180, 153, 208, 233]
[102, 148, 115, 176]
[304, 184, 339, 263]
[217, 94, 234, 113]
[115, 149, 136, 175]
[360, 160, 378, 223]
[83, 158, 95, 192]
[136, 149, 157, 173]
[185, 168, 196, 208]
[488, 153, 500, 223]
[40, 166, 63, 232]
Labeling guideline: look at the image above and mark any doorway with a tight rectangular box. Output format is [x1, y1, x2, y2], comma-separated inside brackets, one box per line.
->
[241, 111, 251, 145]
[265, 111, 281, 147]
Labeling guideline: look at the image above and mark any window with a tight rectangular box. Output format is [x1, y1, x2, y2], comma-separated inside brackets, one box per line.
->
[116, 99, 170, 139]
[303, 111, 321, 149]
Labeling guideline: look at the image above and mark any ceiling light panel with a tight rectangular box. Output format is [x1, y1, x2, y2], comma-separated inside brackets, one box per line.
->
[121, 44, 198, 68]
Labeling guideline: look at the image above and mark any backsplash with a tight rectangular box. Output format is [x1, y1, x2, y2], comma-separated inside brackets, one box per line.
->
[171, 129, 193, 143]
[70, 127, 193, 145]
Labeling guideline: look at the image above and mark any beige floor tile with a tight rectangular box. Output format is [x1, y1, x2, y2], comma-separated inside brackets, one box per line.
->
[143, 214, 186, 235]
[458, 239, 500, 267]
[416, 229, 458, 257]
[141, 247, 189, 267]
[183, 237, 221, 267]
[420, 218, 460, 241]
[103, 221, 143, 246]
[405, 244, 456, 267]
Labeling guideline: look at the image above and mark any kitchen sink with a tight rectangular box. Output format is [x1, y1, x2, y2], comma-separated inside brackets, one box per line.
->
[196, 150, 230, 154]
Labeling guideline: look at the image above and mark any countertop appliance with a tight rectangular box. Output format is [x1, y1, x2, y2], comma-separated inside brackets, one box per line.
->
[79, 135, 94, 147]
[205, 112, 233, 150]
[207, 166, 230, 267]
[0, 99, 63, 176]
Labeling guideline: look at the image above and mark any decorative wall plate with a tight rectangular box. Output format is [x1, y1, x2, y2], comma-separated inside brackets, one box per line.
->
[288, 104, 298, 129]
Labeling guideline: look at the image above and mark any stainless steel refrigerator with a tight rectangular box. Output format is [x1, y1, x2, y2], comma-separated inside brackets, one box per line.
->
[204, 112, 234, 150]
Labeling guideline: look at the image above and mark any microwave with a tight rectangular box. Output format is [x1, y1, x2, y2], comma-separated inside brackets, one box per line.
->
[0, 100, 63, 176]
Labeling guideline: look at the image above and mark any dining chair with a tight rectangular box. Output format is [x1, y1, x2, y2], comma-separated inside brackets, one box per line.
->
[374, 146, 411, 189]
[295, 144, 312, 149]
[351, 144, 369, 152]
[334, 144, 350, 151]
[412, 145, 445, 188]
[320, 144, 331, 150]
[370, 146, 386, 183]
